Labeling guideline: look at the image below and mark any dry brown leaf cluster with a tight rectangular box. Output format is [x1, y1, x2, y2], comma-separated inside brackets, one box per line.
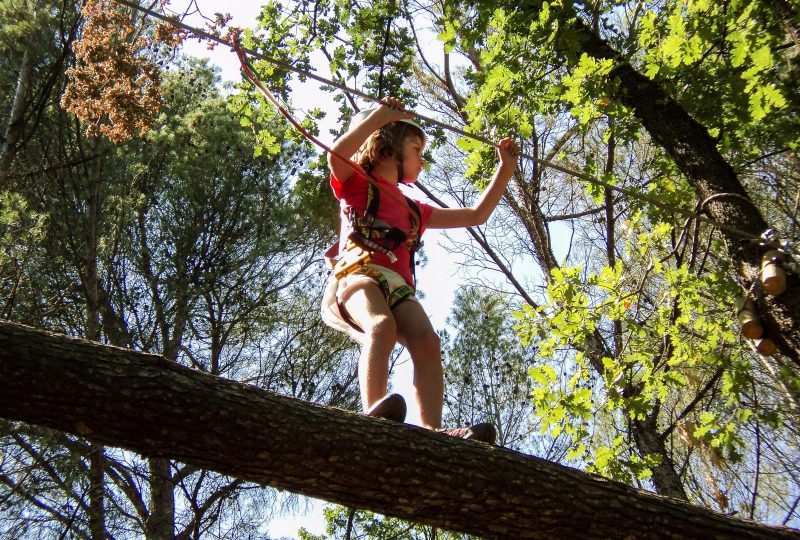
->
[155, 17, 189, 48]
[205, 12, 233, 50]
[61, 0, 162, 143]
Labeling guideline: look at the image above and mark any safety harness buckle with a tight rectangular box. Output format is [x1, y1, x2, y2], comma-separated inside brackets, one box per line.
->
[332, 240, 374, 279]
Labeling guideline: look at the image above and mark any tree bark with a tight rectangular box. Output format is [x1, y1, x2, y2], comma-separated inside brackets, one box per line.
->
[88, 444, 108, 540]
[146, 457, 175, 540]
[84, 153, 101, 343]
[0, 46, 33, 175]
[1, 321, 798, 540]
[774, 0, 800, 50]
[632, 413, 688, 501]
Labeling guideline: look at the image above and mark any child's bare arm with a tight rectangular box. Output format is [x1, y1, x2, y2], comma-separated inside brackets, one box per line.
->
[426, 137, 520, 229]
[327, 97, 413, 182]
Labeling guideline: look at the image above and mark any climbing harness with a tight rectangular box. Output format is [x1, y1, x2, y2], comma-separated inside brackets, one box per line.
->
[326, 179, 424, 282]
[331, 177, 424, 278]
[328, 264, 417, 333]
[320, 172, 425, 334]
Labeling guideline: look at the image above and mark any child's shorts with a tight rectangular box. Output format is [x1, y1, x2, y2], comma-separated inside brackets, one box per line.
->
[321, 263, 419, 344]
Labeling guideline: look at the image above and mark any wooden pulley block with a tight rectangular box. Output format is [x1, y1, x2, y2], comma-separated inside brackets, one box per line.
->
[761, 250, 786, 296]
[734, 297, 763, 339]
[753, 337, 776, 356]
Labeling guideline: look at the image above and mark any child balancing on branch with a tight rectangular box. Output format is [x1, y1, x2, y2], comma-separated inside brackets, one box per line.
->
[321, 96, 520, 444]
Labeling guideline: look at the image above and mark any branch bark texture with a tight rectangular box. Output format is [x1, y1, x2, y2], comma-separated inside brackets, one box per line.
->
[1, 321, 798, 539]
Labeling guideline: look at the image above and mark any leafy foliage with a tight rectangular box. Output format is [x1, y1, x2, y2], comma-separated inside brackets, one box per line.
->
[635, 0, 798, 155]
[0, 191, 45, 319]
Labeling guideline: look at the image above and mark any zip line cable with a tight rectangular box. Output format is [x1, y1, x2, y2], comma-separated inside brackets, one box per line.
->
[109, 0, 777, 247]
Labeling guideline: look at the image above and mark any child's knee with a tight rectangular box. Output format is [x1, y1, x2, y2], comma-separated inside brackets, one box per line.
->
[365, 315, 397, 344]
[425, 330, 441, 355]
[410, 328, 441, 358]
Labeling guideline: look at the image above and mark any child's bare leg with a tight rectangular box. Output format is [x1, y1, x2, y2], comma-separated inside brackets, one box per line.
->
[342, 283, 398, 411]
[394, 300, 443, 429]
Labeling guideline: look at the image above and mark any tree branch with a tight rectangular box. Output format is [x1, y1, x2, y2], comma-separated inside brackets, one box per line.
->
[1, 320, 799, 539]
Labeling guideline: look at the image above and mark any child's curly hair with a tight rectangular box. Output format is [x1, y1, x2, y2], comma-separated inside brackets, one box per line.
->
[357, 121, 425, 173]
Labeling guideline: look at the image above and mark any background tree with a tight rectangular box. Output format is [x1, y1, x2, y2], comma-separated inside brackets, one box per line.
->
[0, 0, 81, 173]
[441, 287, 556, 454]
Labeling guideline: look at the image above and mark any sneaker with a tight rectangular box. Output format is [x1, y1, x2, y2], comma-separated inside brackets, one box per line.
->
[366, 393, 406, 423]
[440, 422, 497, 445]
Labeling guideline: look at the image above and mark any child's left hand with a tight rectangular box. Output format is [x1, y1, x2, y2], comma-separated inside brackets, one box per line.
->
[497, 137, 520, 168]
[377, 96, 414, 125]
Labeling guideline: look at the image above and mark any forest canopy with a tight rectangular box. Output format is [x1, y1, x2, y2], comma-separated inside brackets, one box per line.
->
[1, 0, 799, 537]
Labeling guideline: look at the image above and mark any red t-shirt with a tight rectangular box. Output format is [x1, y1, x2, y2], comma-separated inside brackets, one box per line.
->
[330, 169, 433, 288]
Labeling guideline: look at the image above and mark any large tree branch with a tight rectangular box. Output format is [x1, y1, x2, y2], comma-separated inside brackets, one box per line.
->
[1, 320, 798, 539]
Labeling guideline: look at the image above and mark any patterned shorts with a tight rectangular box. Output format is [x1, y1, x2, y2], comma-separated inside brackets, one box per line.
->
[321, 264, 418, 344]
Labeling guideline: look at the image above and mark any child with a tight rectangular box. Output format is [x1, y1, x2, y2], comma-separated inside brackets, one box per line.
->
[321, 96, 520, 444]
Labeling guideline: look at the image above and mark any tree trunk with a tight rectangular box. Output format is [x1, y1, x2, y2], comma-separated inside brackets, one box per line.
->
[0, 46, 33, 174]
[84, 155, 101, 342]
[632, 413, 688, 500]
[89, 444, 108, 540]
[774, 0, 800, 50]
[515, 2, 800, 365]
[147, 458, 175, 540]
[1, 321, 797, 540]
[83, 153, 107, 539]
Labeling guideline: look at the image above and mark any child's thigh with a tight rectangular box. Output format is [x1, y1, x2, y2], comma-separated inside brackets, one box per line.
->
[342, 280, 395, 331]
[393, 300, 438, 350]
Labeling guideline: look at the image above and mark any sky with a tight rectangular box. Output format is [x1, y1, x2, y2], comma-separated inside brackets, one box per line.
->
[172, 2, 468, 537]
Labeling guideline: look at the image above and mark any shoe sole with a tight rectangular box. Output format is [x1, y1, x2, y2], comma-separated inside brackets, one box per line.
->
[440, 422, 498, 445]
[464, 423, 497, 445]
[366, 393, 406, 423]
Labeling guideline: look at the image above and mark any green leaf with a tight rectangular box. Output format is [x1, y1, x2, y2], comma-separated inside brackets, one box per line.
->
[751, 45, 772, 70]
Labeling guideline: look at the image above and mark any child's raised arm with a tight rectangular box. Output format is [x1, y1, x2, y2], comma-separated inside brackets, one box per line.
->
[426, 137, 520, 229]
[327, 97, 414, 183]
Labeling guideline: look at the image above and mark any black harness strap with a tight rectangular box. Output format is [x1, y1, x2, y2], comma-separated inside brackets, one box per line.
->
[346, 178, 423, 273]
[405, 197, 423, 282]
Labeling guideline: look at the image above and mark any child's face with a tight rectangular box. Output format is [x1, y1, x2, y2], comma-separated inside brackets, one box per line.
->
[400, 134, 425, 183]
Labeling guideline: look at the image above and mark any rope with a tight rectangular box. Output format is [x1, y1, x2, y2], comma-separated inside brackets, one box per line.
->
[108, 0, 782, 248]
[232, 38, 420, 233]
